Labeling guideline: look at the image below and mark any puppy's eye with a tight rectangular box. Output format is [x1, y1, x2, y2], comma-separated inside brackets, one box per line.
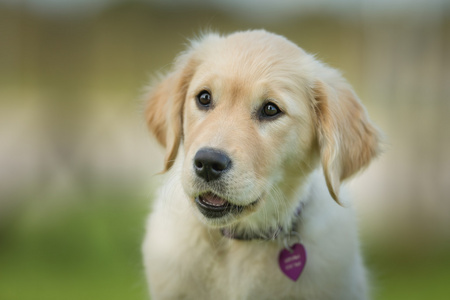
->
[261, 102, 281, 119]
[196, 90, 212, 108]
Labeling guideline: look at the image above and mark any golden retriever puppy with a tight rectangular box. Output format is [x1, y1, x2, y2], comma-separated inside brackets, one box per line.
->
[143, 30, 380, 300]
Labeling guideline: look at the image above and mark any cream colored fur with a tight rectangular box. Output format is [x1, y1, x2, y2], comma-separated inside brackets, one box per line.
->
[142, 30, 380, 300]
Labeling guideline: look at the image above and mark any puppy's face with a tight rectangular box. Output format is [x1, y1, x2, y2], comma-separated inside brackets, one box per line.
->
[181, 38, 316, 228]
[146, 31, 380, 232]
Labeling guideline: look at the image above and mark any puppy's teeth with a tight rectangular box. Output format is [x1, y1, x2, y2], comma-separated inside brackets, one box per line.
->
[202, 193, 227, 206]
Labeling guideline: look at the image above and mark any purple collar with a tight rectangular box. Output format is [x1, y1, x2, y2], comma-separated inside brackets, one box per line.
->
[221, 226, 282, 241]
[220, 202, 303, 241]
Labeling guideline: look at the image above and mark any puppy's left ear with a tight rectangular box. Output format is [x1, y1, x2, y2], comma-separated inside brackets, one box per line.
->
[145, 53, 198, 171]
[314, 76, 381, 204]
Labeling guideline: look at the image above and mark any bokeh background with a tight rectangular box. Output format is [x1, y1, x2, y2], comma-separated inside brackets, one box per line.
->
[1, 0, 449, 299]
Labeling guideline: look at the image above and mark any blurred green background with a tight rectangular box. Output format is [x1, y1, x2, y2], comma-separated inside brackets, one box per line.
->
[1, 0, 449, 299]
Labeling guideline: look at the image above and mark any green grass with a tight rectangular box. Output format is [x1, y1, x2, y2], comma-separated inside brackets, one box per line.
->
[0, 259, 147, 300]
[367, 245, 450, 300]
[377, 265, 450, 300]
[0, 191, 149, 300]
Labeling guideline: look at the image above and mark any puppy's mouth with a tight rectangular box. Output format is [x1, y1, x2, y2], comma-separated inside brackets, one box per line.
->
[194, 192, 256, 219]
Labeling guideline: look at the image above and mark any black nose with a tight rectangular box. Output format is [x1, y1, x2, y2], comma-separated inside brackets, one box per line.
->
[193, 148, 232, 182]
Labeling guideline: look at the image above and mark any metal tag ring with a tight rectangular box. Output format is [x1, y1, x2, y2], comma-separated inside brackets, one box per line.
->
[283, 231, 302, 253]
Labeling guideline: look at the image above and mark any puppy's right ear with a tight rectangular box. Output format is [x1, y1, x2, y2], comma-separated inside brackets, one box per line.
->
[313, 79, 380, 204]
[145, 53, 198, 171]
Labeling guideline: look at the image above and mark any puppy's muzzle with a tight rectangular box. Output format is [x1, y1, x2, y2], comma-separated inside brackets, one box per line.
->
[193, 148, 231, 182]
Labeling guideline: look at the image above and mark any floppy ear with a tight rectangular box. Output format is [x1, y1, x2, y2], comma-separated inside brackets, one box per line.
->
[145, 54, 197, 171]
[314, 78, 380, 204]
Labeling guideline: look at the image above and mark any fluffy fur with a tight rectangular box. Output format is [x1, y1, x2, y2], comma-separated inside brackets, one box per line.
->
[142, 30, 380, 300]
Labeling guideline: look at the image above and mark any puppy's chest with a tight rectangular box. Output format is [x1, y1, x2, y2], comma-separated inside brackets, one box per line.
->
[181, 240, 306, 299]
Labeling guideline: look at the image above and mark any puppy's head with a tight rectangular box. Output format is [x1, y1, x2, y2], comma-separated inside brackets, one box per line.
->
[145, 30, 380, 231]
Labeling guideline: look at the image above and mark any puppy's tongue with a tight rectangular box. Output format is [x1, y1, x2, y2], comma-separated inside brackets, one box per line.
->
[202, 193, 227, 207]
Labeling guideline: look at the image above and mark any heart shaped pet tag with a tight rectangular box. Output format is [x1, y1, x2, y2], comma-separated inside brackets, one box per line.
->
[278, 243, 307, 281]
